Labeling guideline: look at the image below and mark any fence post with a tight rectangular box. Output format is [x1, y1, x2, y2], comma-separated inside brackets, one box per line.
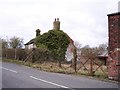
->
[90, 59, 93, 75]
[14, 48, 17, 60]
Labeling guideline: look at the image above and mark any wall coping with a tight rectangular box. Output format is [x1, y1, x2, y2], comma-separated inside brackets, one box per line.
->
[107, 12, 120, 16]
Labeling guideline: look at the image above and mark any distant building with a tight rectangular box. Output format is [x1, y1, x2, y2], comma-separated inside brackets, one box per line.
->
[97, 50, 108, 65]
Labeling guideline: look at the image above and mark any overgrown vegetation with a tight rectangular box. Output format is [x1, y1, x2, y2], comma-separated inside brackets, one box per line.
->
[3, 59, 108, 80]
[36, 30, 70, 67]
[31, 48, 52, 63]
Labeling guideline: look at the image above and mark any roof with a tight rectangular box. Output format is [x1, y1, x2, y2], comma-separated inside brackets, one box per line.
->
[24, 30, 74, 46]
[65, 33, 74, 44]
[107, 12, 120, 16]
[24, 38, 35, 45]
[97, 50, 108, 58]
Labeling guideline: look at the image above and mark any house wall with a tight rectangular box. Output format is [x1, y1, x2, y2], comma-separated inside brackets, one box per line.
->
[107, 12, 120, 81]
[25, 44, 36, 49]
[65, 43, 74, 61]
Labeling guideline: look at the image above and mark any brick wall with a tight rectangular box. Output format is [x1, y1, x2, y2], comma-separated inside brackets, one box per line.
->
[107, 12, 120, 81]
[107, 49, 120, 81]
[108, 13, 120, 52]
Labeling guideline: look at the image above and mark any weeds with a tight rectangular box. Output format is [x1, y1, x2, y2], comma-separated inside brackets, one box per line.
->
[2, 59, 108, 80]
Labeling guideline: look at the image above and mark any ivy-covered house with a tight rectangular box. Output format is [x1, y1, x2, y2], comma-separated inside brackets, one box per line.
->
[24, 18, 75, 61]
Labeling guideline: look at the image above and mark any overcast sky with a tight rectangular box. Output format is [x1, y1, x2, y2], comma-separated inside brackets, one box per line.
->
[0, 0, 119, 47]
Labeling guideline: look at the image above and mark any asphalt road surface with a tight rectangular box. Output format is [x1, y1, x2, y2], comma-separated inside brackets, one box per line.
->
[0, 62, 119, 89]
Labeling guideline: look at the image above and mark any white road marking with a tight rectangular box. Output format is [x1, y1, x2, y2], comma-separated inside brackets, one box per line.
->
[0, 67, 17, 73]
[30, 76, 69, 88]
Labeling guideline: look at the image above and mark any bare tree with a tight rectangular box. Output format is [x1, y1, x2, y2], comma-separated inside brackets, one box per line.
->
[2, 39, 9, 49]
[98, 43, 108, 55]
[9, 36, 23, 49]
[1, 38, 9, 59]
[9, 36, 23, 59]
[74, 41, 82, 51]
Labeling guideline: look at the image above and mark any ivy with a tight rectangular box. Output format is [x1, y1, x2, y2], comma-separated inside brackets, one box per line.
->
[36, 30, 70, 61]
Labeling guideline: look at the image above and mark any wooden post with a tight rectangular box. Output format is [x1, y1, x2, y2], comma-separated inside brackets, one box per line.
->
[90, 59, 93, 75]
[15, 48, 17, 60]
[73, 45, 77, 72]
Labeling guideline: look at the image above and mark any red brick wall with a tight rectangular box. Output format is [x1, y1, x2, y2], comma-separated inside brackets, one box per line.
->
[108, 13, 120, 52]
[107, 49, 120, 81]
[107, 12, 120, 81]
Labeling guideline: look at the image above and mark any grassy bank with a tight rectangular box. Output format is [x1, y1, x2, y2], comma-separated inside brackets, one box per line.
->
[2, 59, 108, 80]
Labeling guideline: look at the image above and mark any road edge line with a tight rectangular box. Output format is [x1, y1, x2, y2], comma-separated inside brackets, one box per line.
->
[1, 67, 17, 73]
[30, 75, 69, 88]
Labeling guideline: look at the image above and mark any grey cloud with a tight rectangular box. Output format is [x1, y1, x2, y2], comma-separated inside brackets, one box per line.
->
[0, 0, 118, 47]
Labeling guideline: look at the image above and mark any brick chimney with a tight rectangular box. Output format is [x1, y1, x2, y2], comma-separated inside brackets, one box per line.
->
[36, 29, 41, 37]
[53, 18, 60, 30]
[107, 12, 120, 81]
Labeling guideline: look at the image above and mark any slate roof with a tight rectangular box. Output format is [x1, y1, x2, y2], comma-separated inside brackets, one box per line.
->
[24, 30, 74, 46]
[24, 38, 35, 45]
[98, 50, 108, 58]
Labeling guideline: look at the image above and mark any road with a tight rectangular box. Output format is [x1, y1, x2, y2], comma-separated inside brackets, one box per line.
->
[0, 62, 119, 89]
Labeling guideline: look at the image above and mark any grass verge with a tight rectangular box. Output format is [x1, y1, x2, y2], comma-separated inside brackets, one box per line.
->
[2, 59, 109, 80]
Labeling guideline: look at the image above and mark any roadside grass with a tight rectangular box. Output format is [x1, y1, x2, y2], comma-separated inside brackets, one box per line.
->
[94, 70, 108, 79]
[2, 59, 108, 80]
